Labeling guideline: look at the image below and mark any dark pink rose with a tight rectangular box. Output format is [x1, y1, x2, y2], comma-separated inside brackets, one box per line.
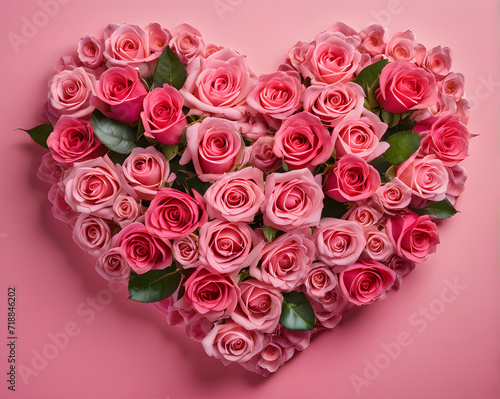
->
[78, 35, 104, 69]
[375, 178, 412, 211]
[169, 23, 204, 64]
[95, 247, 131, 283]
[359, 24, 387, 56]
[424, 46, 452, 77]
[172, 234, 200, 269]
[385, 31, 426, 64]
[249, 136, 282, 174]
[72, 214, 113, 257]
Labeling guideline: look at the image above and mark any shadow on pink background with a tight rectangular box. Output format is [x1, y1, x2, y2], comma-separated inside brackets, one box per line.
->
[1, 0, 499, 398]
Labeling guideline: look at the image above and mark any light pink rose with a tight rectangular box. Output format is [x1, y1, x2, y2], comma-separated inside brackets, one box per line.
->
[169, 23, 204, 64]
[385, 31, 426, 64]
[446, 165, 467, 203]
[203, 43, 224, 58]
[204, 167, 265, 223]
[326, 22, 361, 45]
[112, 194, 141, 227]
[304, 264, 338, 300]
[386, 212, 440, 263]
[45, 67, 96, 124]
[48, 184, 79, 223]
[333, 111, 389, 162]
[114, 222, 172, 274]
[249, 136, 281, 174]
[235, 111, 269, 141]
[276, 325, 313, 351]
[120, 146, 170, 200]
[359, 24, 387, 56]
[339, 259, 396, 306]
[141, 84, 188, 145]
[145, 187, 207, 240]
[72, 214, 113, 257]
[376, 61, 437, 114]
[308, 286, 349, 329]
[198, 220, 264, 275]
[286, 40, 314, 71]
[184, 267, 240, 321]
[231, 280, 283, 333]
[262, 169, 324, 231]
[344, 200, 385, 226]
[438, 73, 465, 102]
[172, 234, 200, 269]
[54, 55, 80, 74]
[313, 218, 365, 271]
[95, 247, 131, 283]
[424, 46, 452, 77]
[388, 255, 416, 290]
[37, 153, 69, 184]
[78, 35, 104, 69]
[250, 230, 315, 292]
[375, 178, 412, 210]
[94, 66, 148, 123]
[180, 117, 247, 182]
[362, 226, 394, 262]
[47, 116, 107, 165]
[180, 48, 258, 120]
[202, 321, 265, 365]
[241, 336, 295, 376]
[145, 22, 172, 53]
[302, 82, 365, 127]
[324, 154, 381, 202]
[154, 296, 188, 328]
[456, 98, 470, 125]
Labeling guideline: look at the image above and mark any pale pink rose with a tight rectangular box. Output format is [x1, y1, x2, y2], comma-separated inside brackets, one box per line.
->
[424, 46, 452, 77]
[48, 184, 79, 223]
[145, 187, 207, 240]
[204, 167, 265, 223]
[276, 325, 313, 351]
[359, 24, 387, 56]
[386, 212, 440, 263]
[172, 234, 200, 268]
[184, 267, 240, 321]
[414, 113, 469, 167]
[446, 165, 467, 203]
[396, 154, 449, 201]
[95, 247, 131, 283]
[37, 153, 69, 184]
[362, 226, 394, 262]
[72, 214, 113, 257]
[250, 230, 315, 292]
[47, 116, 107, 165]
[203, 43, 224, 58]
[313, 218, 365, 271]
[249, 136, 282, 174]
[302, 82, 365, 127]
[241, 336, 295, 376]
[45, 67, 96, 124]
[114, 222, 172, 274]
[54, 55, 80, 73]
[339, 259, 396, 306]
[333, 111, 389, 162]
[326, 22, 361, 46]
[180, 48, 258, 120]
[308, 288, 349, 329]
[344, 200, 385, 226]
[376, 61, 437, 114]
[169, 23, 204, 64]
[412, 90, 458, 123]
[388, 255, 416, 290]
[273, 112, 333, 170]
[324, 154, 381, 202]
[235, 111, 269, 141]
[438, 73, 465, 102]
[153, 296, 187, 328]
[286, 40, 314, 71]
[120, 147, 170, 200]
[78, 35, 104, 69]
[141, 84, 187, 145]
[184, 316, 214, 343]
[112, 194, 141, 227]
[94, 66, 148, 123]
[262, 169, 324, 231]
[456, 98, 470, 125]
[198, 220, 264, 275]
[144, 22, 172, 53]
[375, 178, 412, 210]
[304, 264, 338, 300]
[202, 321, 265, 365]
[231, 280, 283, 333]
[179, 117, 247, 182]
[385, 31, 426, 64]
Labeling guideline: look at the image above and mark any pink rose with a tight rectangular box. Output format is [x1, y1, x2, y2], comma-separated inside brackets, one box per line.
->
[424, 46, 452, 77]
[250, 230, 315, 292]
[375, 178, 412, 210]
[235, 111, 269, 141]
[47, 116, 107, 165]
[94, 66, 148, 123]
[48, 184, 79, 223]
[388, 255, 416, 290]
[385, 31, 426, 64]
[359, 24, 387, 56]
[302, 82, 365, 127]
[243, 337, 295, 376]
[141, 84, 187, 145]
[304, 264, 338, 300]
[169, 23, 204, 64]
[172, 234, 200, 268]
[184, 267, 240, 321]
[72, 214, 113, 257]
[446, 165, 467, 202]
[362, 226, 394, 262]
[276, 325, 313, 351]
[198, 220, 264, 275]
[120, 147, 170, 200]
[376, 61, 437, 114]
[112, 194, 141, 228]
[313, 218, 365, 271]
[203, 43, 223, 58]
[262, 169, 324, 231]
[324, 154, 381, 202]
[37, 153, 69, 184]
[286, 40, 314, 71]
[180, 48, 258, 120]
[202, 321, 265, 365]
[307, 282, 350, 329]
[180, 117, 247, 182]
[231, 280, 283, 332]
[78, 35, 104, 69]
[456, 98, 470, 125]
[203, 167, 265, 223]
[114, 222, 172, 274]
[145, 187, 207, 240]
[344, 200, 385, 226]
[386, 212, 440, 263]
[439, 73, 465, 102]
[326, 22, 361, 45]
[145, 22, 172, 53]
[273, 112, 334, 170]
[339, 259, 396, 306]
[249, 136, 281, 174]
[95, 247, 131, 283]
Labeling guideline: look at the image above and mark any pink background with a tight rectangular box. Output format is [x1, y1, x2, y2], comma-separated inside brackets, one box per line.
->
[1, 0, 499, 398]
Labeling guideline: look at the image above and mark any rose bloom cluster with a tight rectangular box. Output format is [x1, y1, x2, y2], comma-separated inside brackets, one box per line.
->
[35, 21, 470, 376]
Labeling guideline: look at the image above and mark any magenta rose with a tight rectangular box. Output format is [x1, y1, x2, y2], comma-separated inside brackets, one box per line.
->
[385, 31, 426, 64]
[324, 154, 381, 202]
[72, 214, 113, 257]
[386, 212, 440, 263]
[339, 259, 396, 306]
[169, 23, 205, 64]
[262, 169, 324, 231]
[375, 178, 412, 211]
[362, 226, 394, 262]
[376, 61, 437, 114]
[424, 46, 452, 77]
[112, 194, 141, 227]
[184, 267, 240, 321]
[47, 116, 107, 165]
[249, 136, 282, 174]
[231, 280, 283, 333]
[172, 234, 200, 269]
[78, 35, 104, 69]
[145, 187, 207, 240]
[95, 247, 131, 283]
[141, 84, 187, 145]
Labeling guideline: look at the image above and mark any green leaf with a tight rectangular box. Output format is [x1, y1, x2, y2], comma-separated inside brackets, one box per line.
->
[281, 160, 290, 172]
[380, 109, 401, 128]
[411, 198, 458, 220]
[153, 46, 187, 90]
[353, 59, 389, 94]
[279, 292, 315, 331]
[321, 196, 349, 219]
[161, 144, 178, 161]
[383, 130, 421, 165]
[90, 110, 137, 154]
[128, 266, 182, 303]
[18, 123, 53, 149]
[262, 226, 279, 242]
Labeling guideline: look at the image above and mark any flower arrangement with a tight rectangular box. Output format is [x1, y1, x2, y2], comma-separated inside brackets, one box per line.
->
[25, 21, 471, 376]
